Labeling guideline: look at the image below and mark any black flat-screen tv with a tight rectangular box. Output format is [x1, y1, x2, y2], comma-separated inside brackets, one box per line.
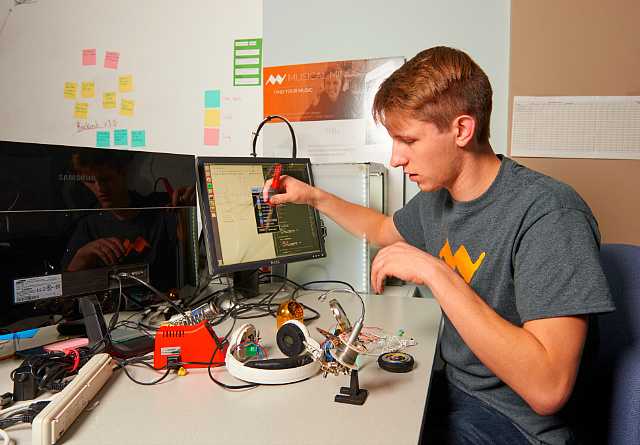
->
[0, 141, 198, 355]
[196, 156, 326, 296]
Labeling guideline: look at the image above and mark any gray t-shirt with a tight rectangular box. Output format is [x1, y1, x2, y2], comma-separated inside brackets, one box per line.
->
[393, 156, 614, 445]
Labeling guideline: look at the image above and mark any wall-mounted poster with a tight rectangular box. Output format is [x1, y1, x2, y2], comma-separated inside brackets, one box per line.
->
[263, 57, 404, 163]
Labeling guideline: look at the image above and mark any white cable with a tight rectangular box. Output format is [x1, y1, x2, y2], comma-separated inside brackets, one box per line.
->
[0, 427, 14, 445]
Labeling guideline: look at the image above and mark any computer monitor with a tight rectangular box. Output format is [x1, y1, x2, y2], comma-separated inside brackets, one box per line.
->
[196, 156, 326, 296]
[0, 141, 198, 356]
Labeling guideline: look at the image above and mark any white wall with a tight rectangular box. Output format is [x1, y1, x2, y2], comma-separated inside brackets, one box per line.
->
[0, 0, 263, 158]
[263, 0, 511, 208]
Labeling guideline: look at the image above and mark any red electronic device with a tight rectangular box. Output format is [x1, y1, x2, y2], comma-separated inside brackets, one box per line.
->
[154, 321, 227, 369]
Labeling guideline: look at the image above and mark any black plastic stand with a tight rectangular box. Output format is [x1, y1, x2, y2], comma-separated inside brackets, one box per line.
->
[335, 369, 368, 405]
[79, 294, 154, 358]
[232, 269, 260, 299]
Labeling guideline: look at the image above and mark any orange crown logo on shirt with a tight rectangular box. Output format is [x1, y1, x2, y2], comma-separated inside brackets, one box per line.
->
[123, 236, 152, 256]
[439, 239, 485, 283]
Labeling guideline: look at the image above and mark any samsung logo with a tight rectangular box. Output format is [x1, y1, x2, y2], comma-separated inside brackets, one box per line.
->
[58, 174, 96, 182]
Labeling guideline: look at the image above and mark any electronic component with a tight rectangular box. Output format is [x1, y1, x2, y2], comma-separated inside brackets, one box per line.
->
[225, 321, 322, 385]
[153, 320, 227, 369]
[32, 353, 114, 445]
[319, 289, 366, 370]
[1, 142, 199, 354]
[276, 300, 303, 329]
[196, 156, 326, 298]
[167, 301, 219, 326]
[12, 359, 39, 401]
[329, 298, 352, 333]
[276, 319, 308, 357]
[313, 289, 369, 405]
[378, 352, 415, 373]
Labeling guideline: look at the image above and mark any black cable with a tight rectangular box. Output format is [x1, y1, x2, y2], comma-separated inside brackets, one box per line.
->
[251, 115, 297, 158]
[291, 280, 356, 300]
[0, 401, 50, 428]
[206, 323, 259, 390]
[117, 357, 172, 386]
[118, 274, 186, 316]
[10, 347, 96, 393]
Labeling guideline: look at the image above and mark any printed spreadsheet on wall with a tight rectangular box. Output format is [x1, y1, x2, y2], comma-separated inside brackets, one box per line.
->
[511, 96, 640, 159]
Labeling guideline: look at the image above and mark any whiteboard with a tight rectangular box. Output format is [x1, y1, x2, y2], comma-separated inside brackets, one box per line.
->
[0, 0, 263, 158]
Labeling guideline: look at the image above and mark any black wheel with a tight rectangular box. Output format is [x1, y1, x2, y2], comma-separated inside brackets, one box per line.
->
[378, 352, 415, 373]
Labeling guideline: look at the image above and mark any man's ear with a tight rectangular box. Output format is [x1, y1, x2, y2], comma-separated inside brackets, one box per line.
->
[119, 166, 127, 178]
[453, 115, 476, 148]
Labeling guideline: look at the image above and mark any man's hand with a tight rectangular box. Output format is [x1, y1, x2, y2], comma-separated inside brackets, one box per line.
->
[170, 185, 196, 207]
[66, 237, 126, 271]
[370, 241, 438, 293]
[262, 175, 316, 206]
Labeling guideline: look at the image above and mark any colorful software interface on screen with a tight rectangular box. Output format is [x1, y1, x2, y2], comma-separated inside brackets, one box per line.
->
[201, 160, 324, 271]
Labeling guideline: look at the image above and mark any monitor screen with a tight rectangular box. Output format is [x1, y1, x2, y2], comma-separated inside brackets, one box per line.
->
[196, 157, 326, 279]
[0, 141, 198, 337]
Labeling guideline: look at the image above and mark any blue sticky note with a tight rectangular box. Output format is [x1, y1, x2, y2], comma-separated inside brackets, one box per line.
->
[96, 131, 110, 147]
[114, 129, 128, 146]
[205, 90, 221, 108]
[131, 130, 146, 147]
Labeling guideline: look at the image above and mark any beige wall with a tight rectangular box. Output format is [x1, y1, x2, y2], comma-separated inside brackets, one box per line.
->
[510, 0, 640, 245]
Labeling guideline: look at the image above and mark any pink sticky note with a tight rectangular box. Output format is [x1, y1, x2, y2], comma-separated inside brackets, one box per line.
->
[204, 128, 220, 146]
[105, 51, 120, 69]
[83, 49, 96, 66]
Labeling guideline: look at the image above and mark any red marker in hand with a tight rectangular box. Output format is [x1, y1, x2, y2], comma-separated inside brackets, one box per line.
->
[266, 164, 281, 206]
[163, 178, 179, 212]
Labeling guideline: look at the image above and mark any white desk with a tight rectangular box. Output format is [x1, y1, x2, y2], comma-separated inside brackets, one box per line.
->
[0, 291, 442, 445]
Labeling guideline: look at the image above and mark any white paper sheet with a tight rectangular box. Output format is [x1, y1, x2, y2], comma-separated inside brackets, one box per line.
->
[511, 96, 640, 159]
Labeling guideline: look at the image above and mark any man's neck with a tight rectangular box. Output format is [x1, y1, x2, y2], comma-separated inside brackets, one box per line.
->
[448, 142, 502, 202]
[108, 192, 140, 221]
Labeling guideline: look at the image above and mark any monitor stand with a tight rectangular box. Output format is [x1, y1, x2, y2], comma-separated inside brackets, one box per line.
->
[78, 294, 154, 359]
[232, 269, 260, 299]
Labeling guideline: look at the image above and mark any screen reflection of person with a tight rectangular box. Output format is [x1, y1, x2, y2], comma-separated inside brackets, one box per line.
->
[61, 149, 195, 293]
[300, 65, 362, 121]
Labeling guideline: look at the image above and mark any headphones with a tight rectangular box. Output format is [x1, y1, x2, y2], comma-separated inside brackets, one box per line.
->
[225, 320, 322, 385]
[251, 115, 297, 158]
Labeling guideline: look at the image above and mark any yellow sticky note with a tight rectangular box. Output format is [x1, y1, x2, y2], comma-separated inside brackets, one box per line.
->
[204, 109, 220, 127]
[74, 102, 88, 119]
[119, 75, 133, 93]
[120, 98, 135, 117]
[64, 82, 78, 99]
[103, 92, 117, 109]
[81, 81, 95, 98]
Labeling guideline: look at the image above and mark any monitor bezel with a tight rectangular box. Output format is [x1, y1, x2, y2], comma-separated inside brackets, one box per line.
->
[196, 156, 326, 277]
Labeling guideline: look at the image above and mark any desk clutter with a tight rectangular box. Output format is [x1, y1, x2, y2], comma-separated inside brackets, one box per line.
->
[0, 284, 418, 444]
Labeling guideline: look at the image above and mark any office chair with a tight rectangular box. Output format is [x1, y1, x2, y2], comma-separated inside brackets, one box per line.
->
[588, 243, 640, 445]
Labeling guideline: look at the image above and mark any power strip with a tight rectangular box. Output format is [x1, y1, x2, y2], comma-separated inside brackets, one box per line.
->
[32, 353, 114, 445]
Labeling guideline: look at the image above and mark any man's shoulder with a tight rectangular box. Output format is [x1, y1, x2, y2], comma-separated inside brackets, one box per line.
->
[502, 157, 590, 213]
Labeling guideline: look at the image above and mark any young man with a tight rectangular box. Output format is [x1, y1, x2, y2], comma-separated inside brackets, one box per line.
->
[265, 47, 614, 444]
